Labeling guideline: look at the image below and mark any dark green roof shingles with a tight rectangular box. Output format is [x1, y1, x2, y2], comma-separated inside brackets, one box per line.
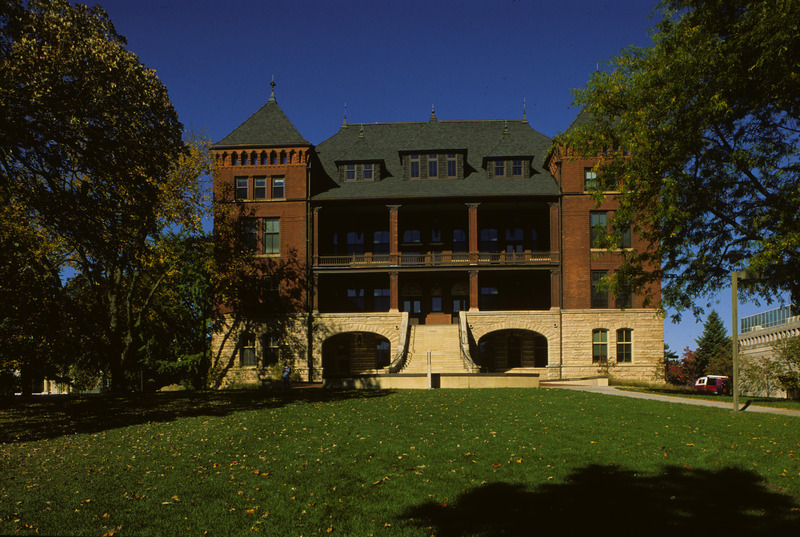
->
[213, 94, 310, 148]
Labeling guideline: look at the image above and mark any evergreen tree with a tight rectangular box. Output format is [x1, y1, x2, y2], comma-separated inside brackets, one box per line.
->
[695, 310, 731, 377]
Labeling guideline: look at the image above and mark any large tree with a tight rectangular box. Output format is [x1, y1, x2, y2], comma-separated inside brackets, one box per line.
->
[557, 0, 800, 317]
[695, 310, 731, 377]
[0, 0, 208, 390]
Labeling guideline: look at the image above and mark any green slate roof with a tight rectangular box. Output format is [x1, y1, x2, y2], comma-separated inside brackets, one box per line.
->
[313, 117, 559, 201]
[213, 92, 310, 148]
[335, 127, 383, 163]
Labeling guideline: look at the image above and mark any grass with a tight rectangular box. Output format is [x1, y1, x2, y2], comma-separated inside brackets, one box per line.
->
[1, 388, 799, 536]
[610, 381, 800, 411]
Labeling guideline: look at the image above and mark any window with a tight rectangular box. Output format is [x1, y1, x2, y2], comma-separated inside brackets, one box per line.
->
[240, 333, 256, 366]
[592, 329, 608, 363]
[428, 154, 438, 178]
[505, 227, 523, 253]
[272, 176, 285, 199]
[617, 329, 632, 363]
[241, 218, 258, 251]
[591, 270, 609, 308]
[345, 164, 355, 180]
[374, 288, 390, 312]
[590, 212, 608, 248]
[270, 152, 277, 165]
[410, 154, 420, 178]
[346, 231, 364, 254]
[402, 229, 421, 244]
[494, 160, 505, 177]
[616, 288, 633, 309]
[363, 163, 373, 180]
[618, 225, 632, 248]
[280, 152, 287, 164]
[260, 152, 268, 165]
[431, 296, 443, 312]
[447, 154, 457, 177]
[480, 286, 499, 310]
[512, 160, 522, 176]
[584, 168, 598, 190]
[347, 288, 365, 311]
[263, 218, 280, 254]
[235, 177, 248, 200]
[263, 335, 280, 365]
[241, 152, 248, 166]
[231, 152, 239, 166]
[253, 177, 267, 199]
[431, 227, 442, 243]
[453, 229, 467, 253]
[479, 228, 498, 252]
[373, 231, 390, 254]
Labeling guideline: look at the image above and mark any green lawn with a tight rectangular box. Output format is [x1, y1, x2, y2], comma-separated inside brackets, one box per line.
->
[1, 388, 799, 536]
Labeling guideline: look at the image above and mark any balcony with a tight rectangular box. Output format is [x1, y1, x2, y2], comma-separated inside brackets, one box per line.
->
[314, 251, 558, 269]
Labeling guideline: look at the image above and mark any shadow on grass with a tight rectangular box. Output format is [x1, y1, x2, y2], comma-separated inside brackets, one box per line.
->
[403, 465, 800, 535]
[0, 387, 392, 444]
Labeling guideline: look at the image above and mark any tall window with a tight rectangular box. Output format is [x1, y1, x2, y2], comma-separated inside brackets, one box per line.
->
[591, 270, 609, 308]
[347, 288, 365, 311]
[253, 177, 267, 199]
[453, 229, 467, 253]
[402, 229, 421, 244]
[505, 227, 524, 253]
[272, 176, 285, 199]
[618, 225, 632, 248]
[410, 154, 420, 178]
[263, 218, 280, 254]
[592, 329, 608, 363]
[235, 177, 248, 200]
[590, 212, 608, 248]
[374, 288, 390, 312]
[480, 228, 498, 252]
[345, 164, 355, 180]
[584, 168, 598, 190]
[373, 230, 390, 254]
[240, 333, 257, 366]
[346, 231, 364, 254]
[260, 152, 268, 165]
[480, 287, 499, 310]
[494, 160, 505, 177]
[428, 154, 438, 178]
[617, 329, 632, 363]
[512, 159, 522, 176]
[447, 154, 457, 177]
[363, 163, 374, 180]
[263, 335, 280, 365]
[231, 152, 239, 166]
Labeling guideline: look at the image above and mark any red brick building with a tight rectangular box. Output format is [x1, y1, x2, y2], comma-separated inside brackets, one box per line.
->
[210, 88, 663, 387]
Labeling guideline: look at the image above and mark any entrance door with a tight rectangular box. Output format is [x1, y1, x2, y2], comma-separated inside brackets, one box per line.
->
[507, 335, 522, 368]
[403, 299, 422, 324]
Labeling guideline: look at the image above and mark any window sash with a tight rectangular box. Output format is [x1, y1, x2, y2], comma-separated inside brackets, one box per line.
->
[272, 177, 285, 198]
[263, 218, 280, 254]
[617, 329, 632, 363]
[253, 177, 267, 199]
[592, 329, 608, 363]
[428, 154, 438, 178]
[235, 177, 248, 200]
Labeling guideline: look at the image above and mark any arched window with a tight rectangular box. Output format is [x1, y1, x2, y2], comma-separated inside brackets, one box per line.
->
[231, 152, 239, 166]
[260, 151, 268, 165]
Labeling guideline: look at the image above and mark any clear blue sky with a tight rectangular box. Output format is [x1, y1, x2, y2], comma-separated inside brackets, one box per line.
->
[96, 0, 790, 353]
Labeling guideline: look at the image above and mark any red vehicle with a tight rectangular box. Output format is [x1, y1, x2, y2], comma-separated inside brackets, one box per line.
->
[694, 375, 729, 394]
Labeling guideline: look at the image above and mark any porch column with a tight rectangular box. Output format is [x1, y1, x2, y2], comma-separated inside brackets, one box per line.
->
[550, 268, 561, 309]
[548, 202, 560, 262]
[466, 202, 480, 264]
[469, 270, 479, 311]
[387, 204, 401, 265]
[389, 271, 399, 312]
[312, 206, 320, 264]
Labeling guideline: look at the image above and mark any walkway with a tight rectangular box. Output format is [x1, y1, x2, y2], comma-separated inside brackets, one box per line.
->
[550, 385, 800, 418]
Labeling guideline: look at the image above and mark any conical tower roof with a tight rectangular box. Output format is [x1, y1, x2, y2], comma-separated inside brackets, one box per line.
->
[213, 86, 309, 148]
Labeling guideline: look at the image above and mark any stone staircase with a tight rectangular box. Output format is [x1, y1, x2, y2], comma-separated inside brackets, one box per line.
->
[403, 324, 471, 373]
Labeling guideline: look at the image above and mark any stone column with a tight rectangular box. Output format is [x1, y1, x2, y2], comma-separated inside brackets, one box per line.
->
[548, 202, 560, 262]
[466, 203, 480, 264]
[469, 270, 479, 311]
[389, 271, 399, 312]
[387, 204, 401, 265]
[312, 272, 320, 313]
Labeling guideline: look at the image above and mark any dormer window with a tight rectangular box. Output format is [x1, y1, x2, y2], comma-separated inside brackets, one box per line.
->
[428, 154, 438, 178]
[410, 154, 420, 178]
[489, 158, 530, 178]
[447, 154, 457, 177]
[341, 162, 380, 182]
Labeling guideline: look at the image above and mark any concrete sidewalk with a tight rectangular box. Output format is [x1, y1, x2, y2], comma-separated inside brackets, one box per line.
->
[549, 385, 800, 418]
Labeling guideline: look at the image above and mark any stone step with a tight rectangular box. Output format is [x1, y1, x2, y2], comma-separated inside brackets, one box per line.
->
[404, 324, 469, 373]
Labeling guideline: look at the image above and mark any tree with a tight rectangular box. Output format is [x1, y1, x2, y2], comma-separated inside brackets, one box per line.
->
[663, 344, 683, 384]
[695, 310, 731, 377]
[679, 347, 701, 384]
[557, 0, 800, 317]
[0, 1, 209, 390]
[770, 336, 800, 400]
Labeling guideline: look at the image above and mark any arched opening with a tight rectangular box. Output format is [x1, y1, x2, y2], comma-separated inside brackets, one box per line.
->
[477, 329, 548, 372]
[322, 332, 392, 378]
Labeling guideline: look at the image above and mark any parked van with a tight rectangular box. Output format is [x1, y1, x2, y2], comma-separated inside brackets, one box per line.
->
[694, 375, 729, 394]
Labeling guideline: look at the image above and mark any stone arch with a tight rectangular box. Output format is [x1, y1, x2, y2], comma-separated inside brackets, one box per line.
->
[321, 331, 392, 378]
[476, 328, 548, 371]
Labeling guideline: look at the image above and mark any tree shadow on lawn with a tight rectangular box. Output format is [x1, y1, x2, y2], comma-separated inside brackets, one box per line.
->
[403, 464, 800, 536]
[0, 388, 392, 444]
